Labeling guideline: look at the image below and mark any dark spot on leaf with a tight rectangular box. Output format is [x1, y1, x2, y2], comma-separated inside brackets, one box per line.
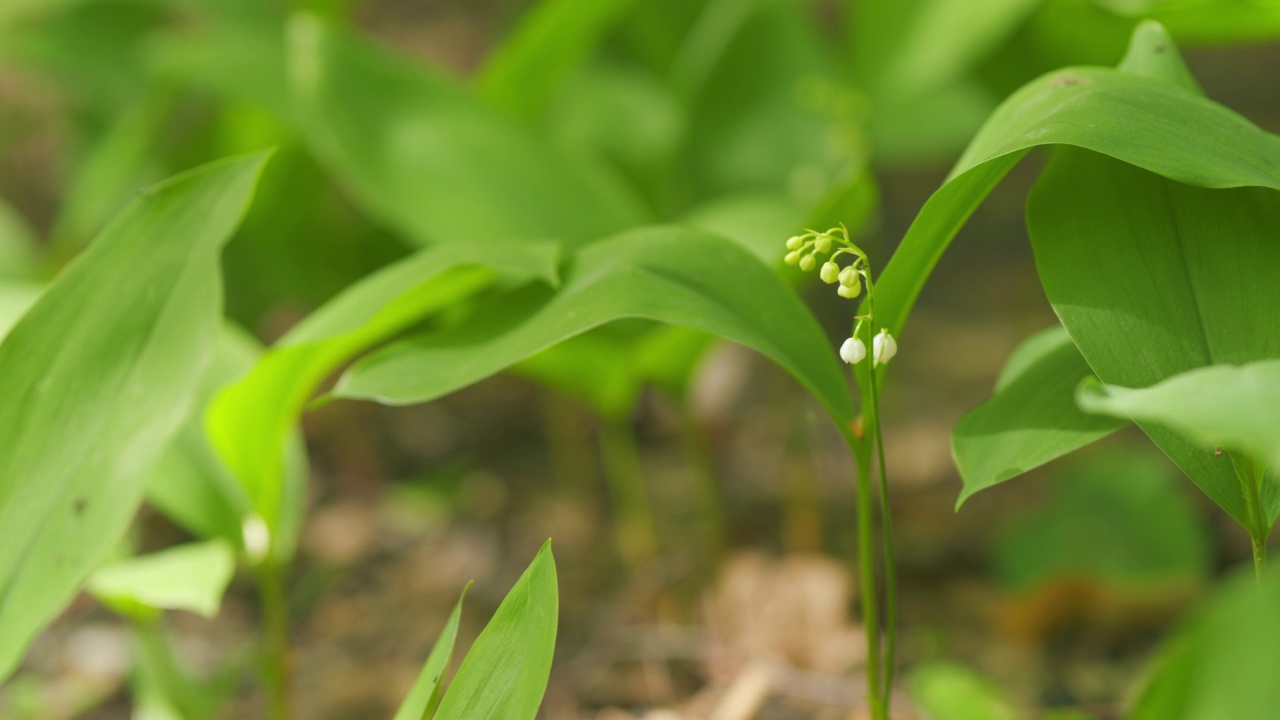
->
[73, 497, 87, 515]
[1154, 43, 1166, 53]
[1214, 446, 1223, 457]
[1051, 74, 1084, 88]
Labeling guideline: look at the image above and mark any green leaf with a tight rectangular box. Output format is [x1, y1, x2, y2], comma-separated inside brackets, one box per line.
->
[286, 13, 646, 249]
[953, 326, 1127, 506]
[207, 241, 559, 550]
[1077, 361, 1280, 473]
[0, 282, 40, 340]
[1130, 567, 1280, 720]
[148, 324, 309, 564]
[872, 21, 1280, 341]
[334, 226, 856, 427]
[0, 151, 264, 680]
[1027, 149, 1280, 525]
[434, 542, 558, 720]
[908, 662, 1017, 720]
[393, 585, 468, 720]
[477, 0, 636, 119]
[87, 540, 237, 620]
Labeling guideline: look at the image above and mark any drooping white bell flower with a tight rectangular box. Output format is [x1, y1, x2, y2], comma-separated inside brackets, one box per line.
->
[840, 336, 867, 365]
[820, 261, 840, 284]
[872, 328, 897, 367]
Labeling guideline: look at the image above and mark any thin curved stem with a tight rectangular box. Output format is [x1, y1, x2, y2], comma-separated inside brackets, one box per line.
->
[257, 562, 292, 720]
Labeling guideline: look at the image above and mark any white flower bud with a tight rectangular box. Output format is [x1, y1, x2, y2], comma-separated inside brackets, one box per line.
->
[837, 281, 861, 299]
[840, 337, 867, 364]
[820, 262, 839, 284]
[873, 328, 897, 367]
[785, 236, 804, 251]
[838, 265, 858, 287]
[784, 250, 801, 266]
[814, 234, 832, 253]
[799, 253, 816, 272]
[242, 515, 271, 564]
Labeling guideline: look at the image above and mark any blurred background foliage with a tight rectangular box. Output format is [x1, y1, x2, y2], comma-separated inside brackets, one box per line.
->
[0, 0, 1278, 718]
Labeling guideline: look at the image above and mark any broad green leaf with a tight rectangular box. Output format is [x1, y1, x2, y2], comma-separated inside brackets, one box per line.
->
[207, 240, 559, 548]
[1077, 361, 1280, 473]
[434, 542, 558, 720]
[87, 540, 236, 620]
[0, 283, 40, 339]
[872, 21, 1280, 342]
[1027, 149, 1280, 526]
[286, 13, 646, 250]
[393, 585, 468, 720]
[0, 198, 38, 281]
[993, 450, 1211, 592]
[953, 326, 1127, 505]
[334, 226, 856, 427]
[478, 0, 636, 119]
[0, 153, 265, 679]
[147, 324, 309, 564]
[908, 663, 1017, 720]
[1130, 567, 1280, 720]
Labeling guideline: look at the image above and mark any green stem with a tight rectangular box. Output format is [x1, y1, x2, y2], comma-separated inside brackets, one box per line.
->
[866, 363, 897, 706]
[1232, 452, 1270, 582]
[257, 562, 292, 720]
[844, 427, 884, 720]
[599, 417, 659, 569]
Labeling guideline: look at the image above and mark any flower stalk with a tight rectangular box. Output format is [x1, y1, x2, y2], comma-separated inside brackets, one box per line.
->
[784, 226, 898, 719]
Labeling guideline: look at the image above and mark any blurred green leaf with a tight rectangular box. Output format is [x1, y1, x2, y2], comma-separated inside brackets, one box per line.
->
[993, 450, 1211, 592]
[394, 585, 468, 720]
[434, 542, 558, 720]
[1130, 566, 1280, 720]
[1027, 149, 1280, 527]
[207, 241, 559, 550]
[286, 13, 646, 250]
[954, 326, 1127, 506]
[335, 226, 857, 427]
[87, 540, 236, 620]
[0, 283, 40, 339]
[478, 0, 636, 119]
[1078, 361, 1280, 472]
[147, 324, 309, 564]
[909, 662, 1017, 720]
[0, 152, 265, 679]
[873, 21, 1280, 342]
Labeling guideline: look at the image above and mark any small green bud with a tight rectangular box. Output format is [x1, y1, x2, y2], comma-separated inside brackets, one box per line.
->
[785, 236, 805, 251]
[838, 266, 858, 287]
[799, 253, 816, 272]
[784, 250, 801, 266]
[814, 234, 832, 253]
[819, 261, 840, 284]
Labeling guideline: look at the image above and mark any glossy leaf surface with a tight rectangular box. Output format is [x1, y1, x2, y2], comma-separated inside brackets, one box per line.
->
[873, 21, 1280, 341]
[336, 226, 856, 426]
[0, 153, 265, 679]
[1028, 149, 1280, 525]
[207, 241, 559, 548]
[394, 586, 467, 720]
[434, 542, 558, 720]
[953, 326, 1126, 506]
[1077, 361, 1280, 473]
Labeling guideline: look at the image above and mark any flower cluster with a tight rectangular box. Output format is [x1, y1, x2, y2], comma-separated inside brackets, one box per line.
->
[784, 225, 897, 367]
[784, 226, 865, 299]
